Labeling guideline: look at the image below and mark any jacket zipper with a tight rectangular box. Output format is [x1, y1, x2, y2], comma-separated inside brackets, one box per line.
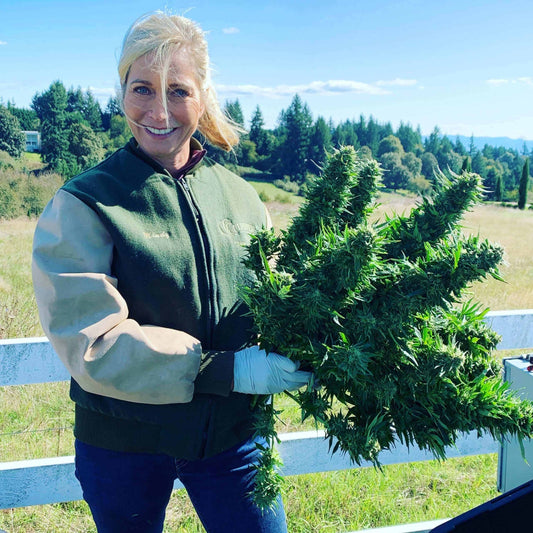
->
[175, 175, 216, 347]
[175, 174, 217, 458]
[178, 176, 200, 220]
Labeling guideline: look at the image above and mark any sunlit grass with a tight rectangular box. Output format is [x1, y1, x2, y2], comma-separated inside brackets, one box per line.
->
[249, 180, 304, 231]
[0, 218, 42, 339]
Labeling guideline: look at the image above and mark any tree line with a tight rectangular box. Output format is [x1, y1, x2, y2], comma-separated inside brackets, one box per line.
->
[0, 80, 530, 208]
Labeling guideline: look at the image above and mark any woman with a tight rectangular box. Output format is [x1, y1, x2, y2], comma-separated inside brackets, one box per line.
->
[32, 12, 311, 533]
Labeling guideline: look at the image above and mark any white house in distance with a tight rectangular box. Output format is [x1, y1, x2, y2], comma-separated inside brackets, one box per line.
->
[24, 131, 41, 152]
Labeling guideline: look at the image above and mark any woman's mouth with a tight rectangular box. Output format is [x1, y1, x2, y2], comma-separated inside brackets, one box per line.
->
[145, 125, 178, 136]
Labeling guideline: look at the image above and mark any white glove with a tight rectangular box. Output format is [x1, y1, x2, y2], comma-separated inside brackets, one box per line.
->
[233, 346, 312, 395]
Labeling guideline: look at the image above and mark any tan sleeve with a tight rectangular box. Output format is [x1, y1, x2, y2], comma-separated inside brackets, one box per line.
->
[32, 189, 203, 405]
[265, 206, 273, 229]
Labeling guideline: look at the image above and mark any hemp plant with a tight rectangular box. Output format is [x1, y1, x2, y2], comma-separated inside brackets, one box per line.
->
[241, 146, 533, 510]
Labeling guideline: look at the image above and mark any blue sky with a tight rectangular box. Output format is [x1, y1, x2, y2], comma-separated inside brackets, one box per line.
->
[1, 0, 532, 140]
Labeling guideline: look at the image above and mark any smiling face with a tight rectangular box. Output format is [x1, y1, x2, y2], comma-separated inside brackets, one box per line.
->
[122, 48, 205, 174]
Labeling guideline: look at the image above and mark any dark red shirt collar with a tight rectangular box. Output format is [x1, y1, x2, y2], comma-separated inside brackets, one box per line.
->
[127, 137, 206, 178]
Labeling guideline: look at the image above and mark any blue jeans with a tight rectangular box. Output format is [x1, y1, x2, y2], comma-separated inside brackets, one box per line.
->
[74, 435, 288, 533]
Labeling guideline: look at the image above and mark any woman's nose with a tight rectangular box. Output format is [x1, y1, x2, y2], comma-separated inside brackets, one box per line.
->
[148, 97, 168, 121]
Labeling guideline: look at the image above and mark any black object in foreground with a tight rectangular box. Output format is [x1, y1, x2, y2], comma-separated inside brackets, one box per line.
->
[430, 479, 533, 532]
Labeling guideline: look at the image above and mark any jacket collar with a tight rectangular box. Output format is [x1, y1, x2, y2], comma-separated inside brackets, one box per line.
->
[126, 136, 207, 178]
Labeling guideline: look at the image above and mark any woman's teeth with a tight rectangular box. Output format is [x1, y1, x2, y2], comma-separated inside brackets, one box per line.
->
[146, 126, 175, 135]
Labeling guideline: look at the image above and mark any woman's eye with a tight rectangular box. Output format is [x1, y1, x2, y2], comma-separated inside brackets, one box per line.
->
[133, 86, 151, 96]
[169, 88, 189, 98]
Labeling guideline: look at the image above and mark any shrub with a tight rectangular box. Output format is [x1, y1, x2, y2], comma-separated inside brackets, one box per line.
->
[0, 168, 62, 218]
[0, 150, 17, 170]
[407, 175, 432, 195]
[0, 181, 19, 218]
[273, 176, 300, 195]
[258, 191, 270, 202]
[0, 106, 25, 158]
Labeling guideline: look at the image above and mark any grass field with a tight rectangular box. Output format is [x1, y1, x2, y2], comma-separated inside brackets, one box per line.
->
[1, 184, 532, 532]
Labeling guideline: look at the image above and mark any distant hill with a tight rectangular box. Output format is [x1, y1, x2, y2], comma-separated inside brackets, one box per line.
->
[456, 135, 532, 152]
[425, 134, 533, 153]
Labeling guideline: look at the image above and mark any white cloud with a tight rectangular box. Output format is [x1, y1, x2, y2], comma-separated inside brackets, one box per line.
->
[89, 86, 116, 95]
[0, 41, 7, 45]
[305, 80, 390, 94]
[486, 79, 509, 85]
[88, 86, 117, 105]
[376, 78, 418, 87]
[222, 27, 239, 34]
[487, 77, 533, 86]
[216, 79, 396, 98]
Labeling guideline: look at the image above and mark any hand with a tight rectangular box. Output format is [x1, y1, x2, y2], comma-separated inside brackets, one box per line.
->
[233, 346, 312, 395]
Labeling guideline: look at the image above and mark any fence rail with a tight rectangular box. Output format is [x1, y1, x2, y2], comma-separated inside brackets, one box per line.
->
[2, 309, 533, 532]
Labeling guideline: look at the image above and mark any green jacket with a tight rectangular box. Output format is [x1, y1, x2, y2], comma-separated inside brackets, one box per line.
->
[32, 138, 268, 459]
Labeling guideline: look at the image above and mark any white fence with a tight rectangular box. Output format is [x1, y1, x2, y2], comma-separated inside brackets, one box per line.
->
[1, 309, 533, 533]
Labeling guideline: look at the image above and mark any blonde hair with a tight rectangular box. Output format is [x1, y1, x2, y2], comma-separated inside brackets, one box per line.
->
[118, 11, 242, 151]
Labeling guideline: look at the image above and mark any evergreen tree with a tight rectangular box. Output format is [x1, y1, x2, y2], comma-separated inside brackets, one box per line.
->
[461, 156, 472, 173]
[332, 120, 358, 149]
[6, 102, 40, 131]
[0, 105, 26, 157]
[102, 95, 123, 130]
[365, 116, 381, 155]
[68, 122, 105, 172]
[482, 144, 494, 160]
[210, 99, 245, 165]
[469, 135, 477, 156]
[66, 87, 102, 131]
[82, 90, 103, 131]
[518, 158, 530, 209]
[396, 121, 422, 153]
[424, 126, 442, 157]
[308, 116, 332, 170]
[249, 105, 269, 156]
[66, 86, 86, 117]
[354, 115, 367, 147]
[379, 121, 394, 141]
[277, 94, 313, 182]
[485, 168, 499, 200]
[105, 95, 123, 116]
[32, 81, 71, 170]
[495, 173, 504, 202]
[454, 137, 467, 156]
[433, 135, 460, 171]
[471, 151, 488, 182]
[224, 99, 245, 128]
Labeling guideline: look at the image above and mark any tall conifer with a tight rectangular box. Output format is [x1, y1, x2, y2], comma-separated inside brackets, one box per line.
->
[277, 95, 313, 183]
[518, 158, 530, 209]
[31, 81, 70, 171]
